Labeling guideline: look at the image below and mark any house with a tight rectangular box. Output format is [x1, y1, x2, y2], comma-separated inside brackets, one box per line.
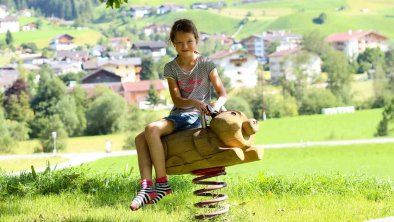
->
[81, 69, 121, 84]
[156, 3, 186, 14]
[122, 79, 166, 106]
[43, 61, 83, 75]
[132, 41, 167, 60]
[130, 6, 154, 18]
[210, 49, 258, 88]
[19, 9, 32, 17]
[90, 45, 106, 57]
[109, 37, 131, 53]
[191, 2, 226, 10]
[268, 48, 321, 82]
[203, 33, 234, 46]
[143, 23, 171, 36]
[82, 58, 142, 82]
[56, 50, 89, 62]
[326, 30, 388, 58]
[0, 5, 8, 18]
[21, 22, 36, 31]
[241, 31, 302, 63]
[0, 16, 19, 33]
[50, 34, 76, 51]
[79, 77, 166, 108]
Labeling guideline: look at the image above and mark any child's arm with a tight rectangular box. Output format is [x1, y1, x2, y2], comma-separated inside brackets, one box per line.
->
[209, 68, 227, 111]
[167, 78, 209, 115]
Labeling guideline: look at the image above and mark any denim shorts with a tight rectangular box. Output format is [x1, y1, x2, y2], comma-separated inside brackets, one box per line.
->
[164, 112, 202, 132]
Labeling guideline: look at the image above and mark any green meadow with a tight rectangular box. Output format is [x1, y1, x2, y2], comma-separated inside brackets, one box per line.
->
[1, 143, 393, 221]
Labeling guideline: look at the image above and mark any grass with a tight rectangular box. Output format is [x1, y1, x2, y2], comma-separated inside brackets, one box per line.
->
[256, 108, 385, 144]
[1, 141, 394, 221]
[3, 108, 388, 155]
[0, 157, 68, 173]
[82, 143, 394, 178]
[0, 157, 393, 221]
[0, 25, 101, 49]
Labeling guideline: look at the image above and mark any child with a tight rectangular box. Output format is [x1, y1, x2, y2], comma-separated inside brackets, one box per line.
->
[130, 18, 227, 211]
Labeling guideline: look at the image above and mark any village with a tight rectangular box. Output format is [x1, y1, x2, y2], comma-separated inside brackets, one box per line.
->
[0, 2, 390, 110]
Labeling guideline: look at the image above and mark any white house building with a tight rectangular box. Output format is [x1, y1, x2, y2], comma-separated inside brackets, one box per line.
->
[49, 34, 76, 51]
[0, 16, 19, 33]
[241, 31, 302, 63]
[326, 30, 388, 58]
[210, 49, 258, 88]
[268, 48, 321, 82]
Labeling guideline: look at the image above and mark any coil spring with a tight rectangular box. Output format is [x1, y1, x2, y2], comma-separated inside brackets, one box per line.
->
[192, 167, 229, 220]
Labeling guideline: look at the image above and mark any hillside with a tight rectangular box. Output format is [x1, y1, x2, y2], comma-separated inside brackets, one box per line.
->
[104, 0, 394, 41]
[0, 0, 393, 51]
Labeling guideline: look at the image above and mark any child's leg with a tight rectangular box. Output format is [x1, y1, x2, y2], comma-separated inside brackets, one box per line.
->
[130, 132, 156, 211]
[144, 119, 174, 179]
[130, 120, 174, 210]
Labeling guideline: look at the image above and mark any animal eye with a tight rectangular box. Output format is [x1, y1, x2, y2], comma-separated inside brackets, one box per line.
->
[231, 112, 237, 116]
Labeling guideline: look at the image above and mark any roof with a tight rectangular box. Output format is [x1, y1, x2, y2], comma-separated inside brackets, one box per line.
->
[82, 58, 142, 70]
[122, 79, 166, 92]
[268, 48, 301, 58]
[242, 31, 302, 43]
[98, 58, 141, 66]
[133, 41, 167, 49]
[0, 15, 18, 22]
[52, 34, 74, 41]
[326, 30, 388, 42]
[110, 37, 131, 42]
[81, 68, 121, 82]
[56, 50, 89, 61]
[209, 49, 249, 60]
[0, 69, 19, 88]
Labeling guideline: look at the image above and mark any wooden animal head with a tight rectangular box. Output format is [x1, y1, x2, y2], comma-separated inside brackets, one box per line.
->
[209, 110, 259, 149]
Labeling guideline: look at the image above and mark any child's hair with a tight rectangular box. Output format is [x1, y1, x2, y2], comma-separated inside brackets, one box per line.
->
[169, 19, 199, 43]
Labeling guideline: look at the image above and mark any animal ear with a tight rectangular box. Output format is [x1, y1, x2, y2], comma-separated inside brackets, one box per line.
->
[242, 119, 258, 136]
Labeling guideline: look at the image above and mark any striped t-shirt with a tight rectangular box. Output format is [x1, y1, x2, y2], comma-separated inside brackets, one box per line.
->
[163, 55, 216, 114]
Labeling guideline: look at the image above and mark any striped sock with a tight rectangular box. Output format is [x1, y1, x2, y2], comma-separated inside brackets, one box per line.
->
[129, 179, 156, 211]
[149, 176, 173, 204]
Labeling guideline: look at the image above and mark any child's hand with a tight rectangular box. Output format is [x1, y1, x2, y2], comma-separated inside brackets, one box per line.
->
[193, 100, 209, 115]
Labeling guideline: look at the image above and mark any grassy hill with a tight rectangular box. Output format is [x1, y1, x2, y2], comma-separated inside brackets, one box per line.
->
[2, 0, 393, 50]
[106, 0, 394, 41]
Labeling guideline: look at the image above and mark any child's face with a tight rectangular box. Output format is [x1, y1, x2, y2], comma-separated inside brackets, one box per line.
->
[173, 31, 197, 57]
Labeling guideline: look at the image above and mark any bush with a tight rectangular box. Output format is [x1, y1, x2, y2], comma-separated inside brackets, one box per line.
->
[225, 96, 253, 118]
[265, 94, 298, 118]
[37, 115, 68, 153]
[299, 89, 341, 115]
[86, 91, 127, 135]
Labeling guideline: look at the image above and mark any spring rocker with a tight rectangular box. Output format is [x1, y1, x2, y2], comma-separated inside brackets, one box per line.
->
[161, 106, 264, 219]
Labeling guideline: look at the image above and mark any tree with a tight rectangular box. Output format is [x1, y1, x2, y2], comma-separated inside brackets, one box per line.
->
[225, 96, 253, 118]
[31, 67, 67, 117]
[375, 99, 394, 136]
[356, 48, 384, 74]
[302, 30, 332, 58]
[146, 83, 161, 108]
[37, 115, 68, 153]
[139, 56, 158, 80]
[86, 91, 127, 135]
[101, 0, 127, 8]
[325, 50, 352, 104]
[5, 30, 13, 45]
[313, 12, 327, 24]
[3, 78, 34, 123]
